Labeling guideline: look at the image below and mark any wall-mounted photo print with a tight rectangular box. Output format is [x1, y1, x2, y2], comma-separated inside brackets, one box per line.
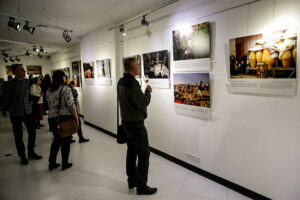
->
[96, 59, 111, 79]
[143, 50, 169, 79]
[229, 28, 297, 79]
[6, 65, 12, 76]
[173, 22, 211, 61]
[72, 61, 80, 75]
[174, 73, 210, 108]
[62, 67, 70, 80]
[27, 65, 42, 75]
[83, 62, 95, 79]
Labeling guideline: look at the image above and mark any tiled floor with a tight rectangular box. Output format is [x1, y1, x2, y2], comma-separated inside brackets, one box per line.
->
[0, 115, 251, 200]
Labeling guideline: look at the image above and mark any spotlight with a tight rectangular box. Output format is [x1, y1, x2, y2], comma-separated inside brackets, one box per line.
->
[3, 58, 8, 63]
[1, 50, 8, 57]
[7, 17, 22, 31]
[141, 15, 151, 26]
[23, 21, 35, 34]
[37, 53, 43, 59]
[9, 57, 14, 62]
[119, 25, 126, 36]
[26, 50, 32, 57]
[33, 45, 39, 52]
[40, 46, 46, 53]
[15, 57, 20, 62]
[62, 31, 71, 43]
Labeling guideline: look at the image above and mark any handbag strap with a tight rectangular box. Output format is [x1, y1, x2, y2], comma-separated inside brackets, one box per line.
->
[57, 85, 65, 121]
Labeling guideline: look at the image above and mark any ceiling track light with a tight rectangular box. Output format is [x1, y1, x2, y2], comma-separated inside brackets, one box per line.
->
[15, 56, 20, 62]
[3, 58, 8, 63]
[62, 31, 71, 43]
[119, 25, 126, 36]
[33, 45, 39, 52]
[141, 15, 151, 26]
[7, 17, 22, 31]
[26, 50, 32, 57]
[23, 21, 35, 34]
[1, 50, 8, 57]
[37, 53, 43, 59]
[9, 57, 14, 62]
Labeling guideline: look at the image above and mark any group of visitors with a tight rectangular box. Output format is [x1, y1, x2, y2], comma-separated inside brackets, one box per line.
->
[2, 59, 157, 195]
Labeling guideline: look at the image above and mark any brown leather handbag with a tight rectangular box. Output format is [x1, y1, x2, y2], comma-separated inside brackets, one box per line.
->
[57, 86, 77, 137]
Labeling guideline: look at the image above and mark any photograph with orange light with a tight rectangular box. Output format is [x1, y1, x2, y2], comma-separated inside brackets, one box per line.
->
[229, 28, 297, 79]
[173, 22, 210, 61]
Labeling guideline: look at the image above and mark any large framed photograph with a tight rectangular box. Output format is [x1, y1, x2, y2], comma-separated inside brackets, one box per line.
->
[173, 22, 210, 61]
[27, 65, 42, 75]
[174, 73, 210, 108]
[229, 28, 297, 79]
[143, 50, 169, 79]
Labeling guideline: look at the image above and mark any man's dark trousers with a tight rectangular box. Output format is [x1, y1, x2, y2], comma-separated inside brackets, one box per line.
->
[122, 121, 150, 187]
[10, 115, 36, 158]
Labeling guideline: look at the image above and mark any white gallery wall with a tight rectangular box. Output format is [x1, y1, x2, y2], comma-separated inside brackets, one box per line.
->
[0, 56, 52, 80]
[49, 45, 83, 115]
[81, 0, 300, 199]
[81, 29, 118, 133]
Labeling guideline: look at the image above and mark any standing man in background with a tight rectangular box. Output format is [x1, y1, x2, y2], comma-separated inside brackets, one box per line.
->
[3, 64, 42, 165]
[117, 58, 157, 195]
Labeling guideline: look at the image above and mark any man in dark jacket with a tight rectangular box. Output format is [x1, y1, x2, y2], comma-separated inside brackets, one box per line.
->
[117, 57, 157, 195]
[3, 64, 42, 165]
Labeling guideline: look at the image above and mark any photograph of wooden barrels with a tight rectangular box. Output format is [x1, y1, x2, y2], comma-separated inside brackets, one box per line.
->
[229, 28, 297, 78]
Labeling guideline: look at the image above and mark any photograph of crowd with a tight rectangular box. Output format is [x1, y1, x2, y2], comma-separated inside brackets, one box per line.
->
[123, 55, 141, 79]
[96, 59, 111, 79]
[83, 62, 94, 79]
[27, 65, 42, 75]
[230, 28, 297, 78]
[143, 50, 169, 79]
[174, 73, 210, 108]
[173, 22, 210, 61]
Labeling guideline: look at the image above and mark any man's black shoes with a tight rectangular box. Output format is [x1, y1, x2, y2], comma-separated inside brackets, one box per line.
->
[79, 138, 89, 143]
[21, 157, 28, 165]
[28, 153, 43, 160]
[49, 163, 61, 171]
[137, 185, 157, 195]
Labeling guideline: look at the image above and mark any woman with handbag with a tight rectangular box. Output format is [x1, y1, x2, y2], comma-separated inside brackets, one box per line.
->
[46, 70, 79, 171]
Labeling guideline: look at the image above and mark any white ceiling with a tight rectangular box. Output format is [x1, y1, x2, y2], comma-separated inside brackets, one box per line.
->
[0, 0, 171, 55]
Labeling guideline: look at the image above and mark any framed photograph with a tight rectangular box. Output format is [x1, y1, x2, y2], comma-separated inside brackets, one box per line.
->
[174, 73, 210, 108]
[83, 62, 95, 79]
[173, 22, 211, 61]
[6, 65, 12, 76]
[143, 50, 169, 79]
[229, 28, 297, 79]
[96, 59, 111, 79]
[72, 61, 80, 75]
[62, 67, 70, 80]
[27, 65, 42, 75]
